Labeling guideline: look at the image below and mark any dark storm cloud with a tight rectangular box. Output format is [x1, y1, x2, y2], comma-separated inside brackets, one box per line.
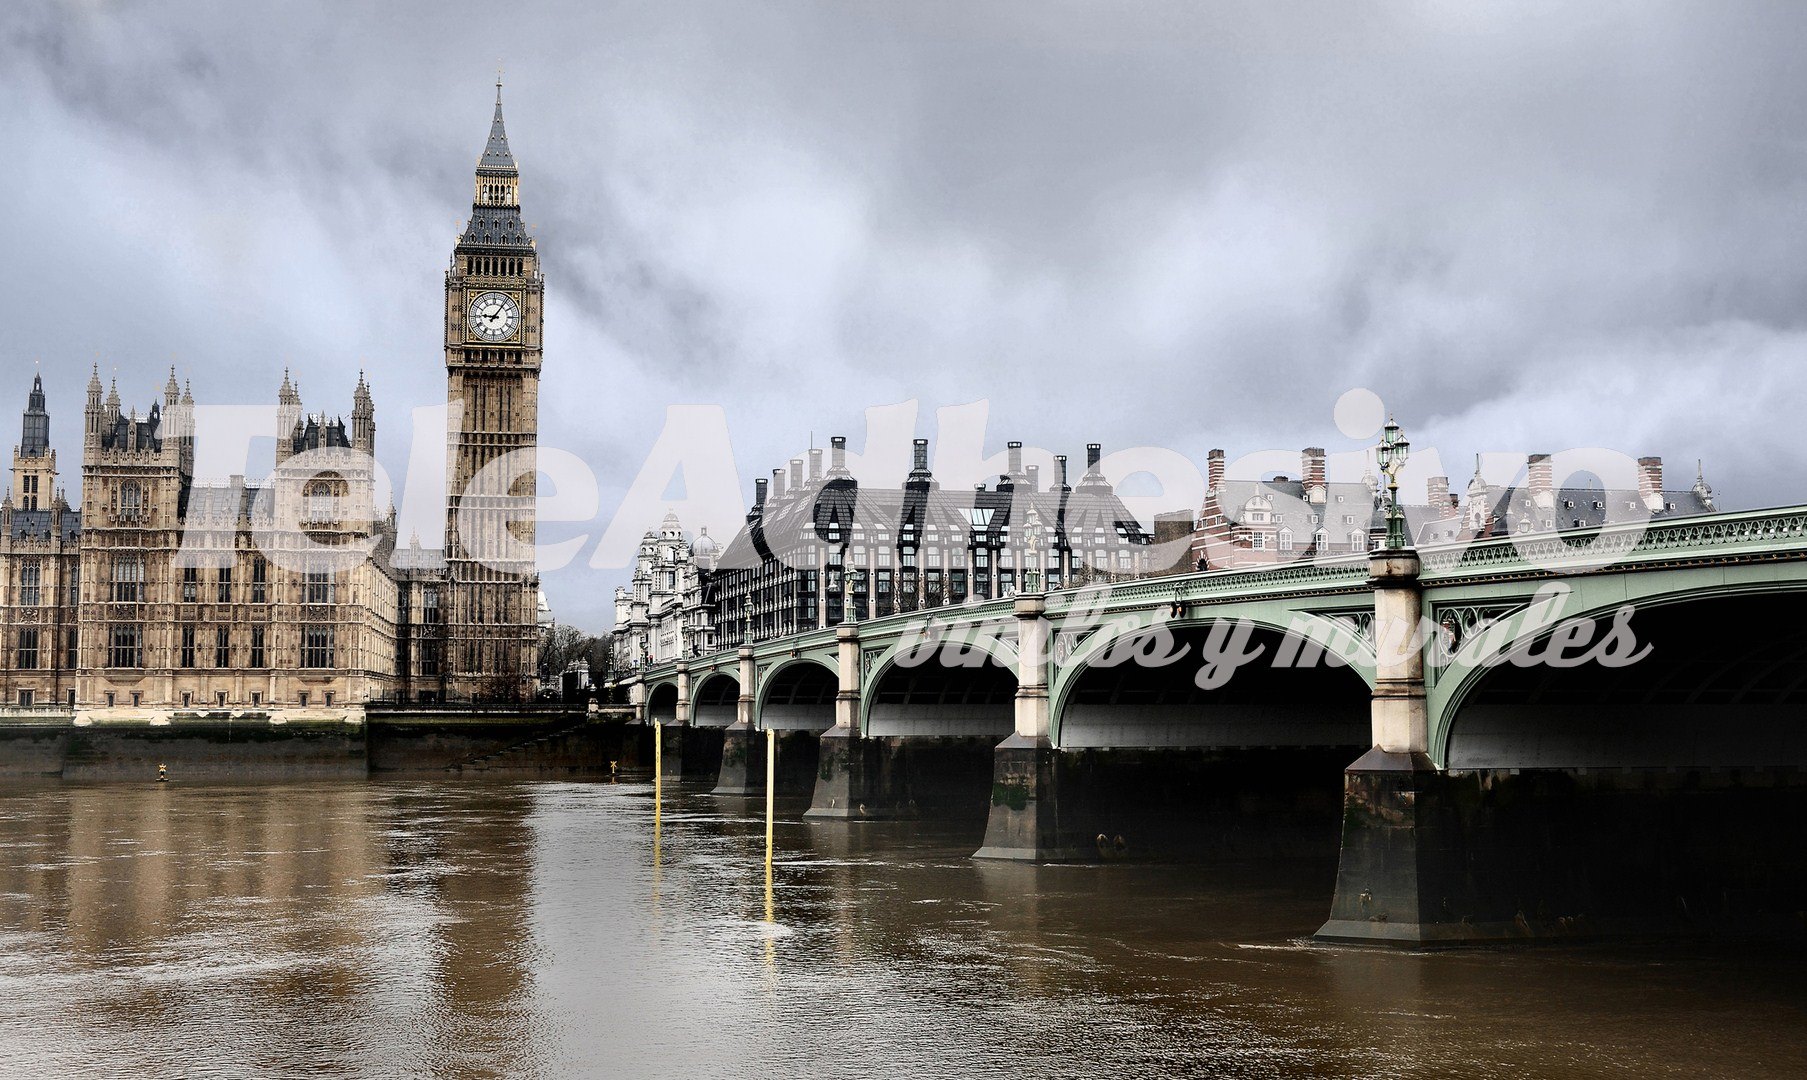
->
[5, 1, 1807, 629]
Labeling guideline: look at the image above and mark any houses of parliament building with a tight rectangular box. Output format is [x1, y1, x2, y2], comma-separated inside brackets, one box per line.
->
[0, 85, 543, 716]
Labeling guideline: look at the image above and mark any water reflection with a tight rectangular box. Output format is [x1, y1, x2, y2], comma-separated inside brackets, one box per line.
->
[0, 778, 1804, 1078]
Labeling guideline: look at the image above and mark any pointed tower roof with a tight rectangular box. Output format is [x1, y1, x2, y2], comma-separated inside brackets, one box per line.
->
[478, 77, 517, 174]
[21, 372, 49, 456]
[1693, 459, 1716, 511]
[460, 79, 532, 250]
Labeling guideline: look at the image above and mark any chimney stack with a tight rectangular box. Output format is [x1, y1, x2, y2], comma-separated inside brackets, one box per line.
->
[771, 467, 786, 497]
[1527, 453, 1554, 497]
[754, 477, 768, 508]
[1638, 456, 1663, 507]
[907, 439, 934, 488]
[1086, 443, 1102, 470]
[1055, 454, 1069, 491]
[790, 458, 804, 490]
[808, 448, 824, 481]
[830, 436, 848, 474]
[1302, 447, 1327, 503]
[1207, 448, 1226, 492]
[1427, 475, 1450, 509]
[1007, 440, 1024, 478]
[1026, 464, 1040, 492]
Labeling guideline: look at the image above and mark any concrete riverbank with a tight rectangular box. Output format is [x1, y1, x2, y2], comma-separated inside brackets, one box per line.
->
[0, 707, 646, 780]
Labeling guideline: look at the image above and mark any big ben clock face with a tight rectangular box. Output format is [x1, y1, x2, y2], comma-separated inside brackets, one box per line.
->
[467, 291, 521, 341]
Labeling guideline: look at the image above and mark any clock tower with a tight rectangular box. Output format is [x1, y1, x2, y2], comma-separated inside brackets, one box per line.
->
[443, 80, 542, 702]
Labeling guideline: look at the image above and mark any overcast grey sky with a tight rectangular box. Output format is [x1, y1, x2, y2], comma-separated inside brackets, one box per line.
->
[5, 1, 1807, 631]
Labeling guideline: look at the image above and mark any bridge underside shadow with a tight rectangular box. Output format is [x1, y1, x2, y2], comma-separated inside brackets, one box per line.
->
[1326, 594, 1807, 945]
[829, 657, 1018, 819]
[977, 625, 1371, 863]
[754, 662, 835, 795]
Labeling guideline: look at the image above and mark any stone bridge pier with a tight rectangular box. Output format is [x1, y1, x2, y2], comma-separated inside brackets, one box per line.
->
[806, 625, 909, 818]
[713, 648, 762, 796]
[1316, 551, 1445, 944]
[973, 595, 1061, 859]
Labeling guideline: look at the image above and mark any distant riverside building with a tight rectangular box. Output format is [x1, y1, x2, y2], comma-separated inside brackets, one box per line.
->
[706, 436, 1153, 645]
[612, 510, 720, 671]
[1163, 446, 1718, 573]
[0, 85, 543, 714]
[1458, 453, 1715, 539]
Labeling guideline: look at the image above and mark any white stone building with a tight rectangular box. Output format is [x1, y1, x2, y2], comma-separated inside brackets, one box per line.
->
[611, 511, 719, 672]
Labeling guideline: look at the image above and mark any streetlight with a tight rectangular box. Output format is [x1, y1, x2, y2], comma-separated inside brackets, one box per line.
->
[1022, 503, 1044, 594]
[843, 569, 862, 623]
[742, 596, 754, 644]
[1377, 416, 1412, 550]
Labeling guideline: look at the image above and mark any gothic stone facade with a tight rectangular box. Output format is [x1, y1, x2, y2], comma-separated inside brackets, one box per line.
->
[0, 87, 542, 714]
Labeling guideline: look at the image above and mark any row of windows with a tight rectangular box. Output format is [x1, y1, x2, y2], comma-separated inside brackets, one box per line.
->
[168, 689, 333, 709]
[1243, 529, 1374, 552]
[103, 625, 333, 669]
[12, 628, 77, 670]
[466, 254, 523, 275]
[113, 558, 333, 605]
[10, 561, 73, 606]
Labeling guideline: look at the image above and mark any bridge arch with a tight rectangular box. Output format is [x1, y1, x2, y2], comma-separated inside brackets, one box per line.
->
[646, 680, 680, 725]
[857, 622, 1019, 738]
[757, 657, 838, 732]
[1438, 586, 1807, 769]
[692, 671, 740, 728]
[1050, 614, 1373, 750]
[861, 648, 1018, 740]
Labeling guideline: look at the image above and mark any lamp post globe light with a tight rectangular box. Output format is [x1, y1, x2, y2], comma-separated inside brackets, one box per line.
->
[843, 569, 862, 623]
[742, 596, 754, 644]
[1377, 416, 1411, 551]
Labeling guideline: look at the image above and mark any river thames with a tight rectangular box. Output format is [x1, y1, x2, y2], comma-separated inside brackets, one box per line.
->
[0, 779, 1802, 1078]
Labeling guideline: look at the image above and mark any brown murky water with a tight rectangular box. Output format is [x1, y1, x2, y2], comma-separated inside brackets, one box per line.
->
[0, 778, 1802, 1078]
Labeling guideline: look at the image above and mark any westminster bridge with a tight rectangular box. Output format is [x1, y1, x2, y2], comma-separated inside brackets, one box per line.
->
[621, 504, 1807, 945]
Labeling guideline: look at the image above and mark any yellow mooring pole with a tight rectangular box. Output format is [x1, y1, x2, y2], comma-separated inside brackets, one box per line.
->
[764, 727, 776, 850]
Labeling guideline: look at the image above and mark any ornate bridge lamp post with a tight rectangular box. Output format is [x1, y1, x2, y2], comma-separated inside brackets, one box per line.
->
[741, 596, 755, 645]
[843, 569, 863, 624]
[1021, 504, 1045, 595]
[1377, 417, 1412, 551]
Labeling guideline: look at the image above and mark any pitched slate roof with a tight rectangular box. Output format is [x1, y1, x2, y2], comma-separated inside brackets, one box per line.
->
[7, 508, 79, 542]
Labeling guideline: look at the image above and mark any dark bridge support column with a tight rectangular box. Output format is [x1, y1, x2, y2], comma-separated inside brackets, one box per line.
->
[976, 594, 1077, 860]
[658, 664, 692, 779]
[658, 724, 687, 779]
[1318, 551, 1465, 944]
[807, 624, 905, 819]
[714, 648, 762, 796]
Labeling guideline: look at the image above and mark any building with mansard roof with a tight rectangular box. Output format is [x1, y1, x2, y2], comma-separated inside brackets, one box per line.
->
[705, 436, 1153, 646]
[1158, 446, 1720, 574]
